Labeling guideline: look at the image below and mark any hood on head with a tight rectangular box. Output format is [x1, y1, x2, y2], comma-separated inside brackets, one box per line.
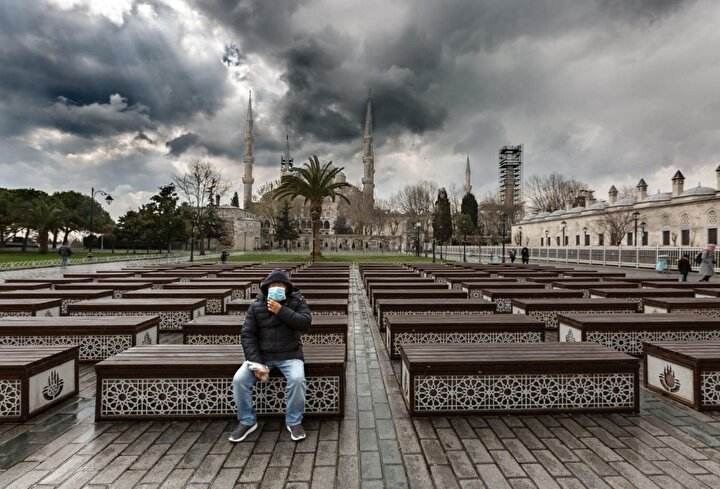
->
[260, 269, 293, 296]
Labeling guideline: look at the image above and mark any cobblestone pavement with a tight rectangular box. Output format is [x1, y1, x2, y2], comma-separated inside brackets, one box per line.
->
[2, 265, 720, 487]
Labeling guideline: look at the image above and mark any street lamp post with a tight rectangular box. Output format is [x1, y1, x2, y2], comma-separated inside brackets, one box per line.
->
[561, 220, 567, 247]
[501, 214, 507, 263]
[518, 226, 523, 246]
[640, 221, 646, 246]
[415, 222, 421, 257]
[633, 211, 640, 246]
[87, 187, 113, 258]
[545, 229, 549, 247]
[583, 226, 588, 246]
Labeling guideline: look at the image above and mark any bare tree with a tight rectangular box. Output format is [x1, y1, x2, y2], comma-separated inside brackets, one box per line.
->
[477, 192, 524, 244]
[595, 209, 635, 246]
[447, 183, 463, 218]
[391, 181, 438, 221]
[173, 160, 231, 255]
[525, 173, 588, 214]
[617, 185, 638, 200]
[340, 187, 374, 234]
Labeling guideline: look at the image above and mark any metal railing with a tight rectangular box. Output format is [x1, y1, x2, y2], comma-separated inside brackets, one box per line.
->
[427, 245, 715, 272]
[0, 252, 220, 271]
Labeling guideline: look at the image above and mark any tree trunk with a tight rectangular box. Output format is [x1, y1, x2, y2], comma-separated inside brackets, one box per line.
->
[199, 232, 206, 255]
[310, 201, 322, 261]
[62, 228, 70, 244]
[22, 228, 29, 252]
[51, 230, 58, 249]
[38, 230, 49, 254]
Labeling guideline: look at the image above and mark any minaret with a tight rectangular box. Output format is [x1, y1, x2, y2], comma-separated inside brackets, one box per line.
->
[280, 133, 294, 177]
[361, 91, 375, 203]
[242, 91, 255, 209]
[464, 154, 472, 194]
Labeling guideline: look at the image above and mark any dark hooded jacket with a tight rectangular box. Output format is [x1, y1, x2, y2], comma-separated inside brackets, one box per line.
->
[241, 269, 312, 363]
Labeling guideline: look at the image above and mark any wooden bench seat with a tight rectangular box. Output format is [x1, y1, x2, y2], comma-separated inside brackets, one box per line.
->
[68, 298, 205, 331]
[496, 272, 561, 281]
[376, 298, 495, 332]
[644, 341, 720, 410]
[183, 315, 348, 348]
[0, 346, 79, 422]
[0, 316, 159, 361]
[63, 272, 136, 280]
[426, 272, 491, 285]
[227, 298, 349, 316]
[0, 299, 63, 317]
[0, 283, 52, 291]
[385, 314, 544, 359]
[562, 271, 626, 278]
[54, 282, 152, 299]
[0, 290, 115, 315]
[94, 344, 345, 420]
[605, 277, 680, 284]
[142, 271, 211, 281]
[123, 289, 232, 314]
[165, 281, 251, 301]
[370, 289, 467, 313]
[528, 277, 606, 287]
[641, 281, 707, 289]
[299, 289, 349, 300]
[399, 343, 639, 415]
[693, 288, 720, 298]
[95, 276, 179, 289]
[552, 281, 639, 298]
[482, 288, 584, 313]
[4, 278, 92, 288]
[589, 288, 696, 312]
[558, 313, 720, 355]
[511, 298, 638, 329]
[366, 282, 447, 298]
[644, 297, 720, 318]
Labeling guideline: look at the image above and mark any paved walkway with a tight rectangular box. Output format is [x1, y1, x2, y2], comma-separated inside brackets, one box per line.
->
[2, 266, 720, 487]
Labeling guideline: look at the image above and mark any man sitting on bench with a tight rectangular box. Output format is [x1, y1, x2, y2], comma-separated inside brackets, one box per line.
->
[230, 269, 312, 443]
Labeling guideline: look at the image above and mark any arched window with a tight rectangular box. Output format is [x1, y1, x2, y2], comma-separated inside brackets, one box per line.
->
[680, 213, 690, 229]
[708, 209, 717, 225]
[680, 213, 690, 245]
[324, 220, 330, 230]
[662, 214, 671, 227]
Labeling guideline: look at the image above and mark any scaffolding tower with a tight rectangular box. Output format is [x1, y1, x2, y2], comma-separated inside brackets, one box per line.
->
[499, 145, 523, 221]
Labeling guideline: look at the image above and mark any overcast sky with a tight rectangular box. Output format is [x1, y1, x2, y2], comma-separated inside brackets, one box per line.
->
[1, 0, 719, 218]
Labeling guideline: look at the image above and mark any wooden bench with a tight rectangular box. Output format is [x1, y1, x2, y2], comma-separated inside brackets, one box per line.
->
[0, 283, 53, 291]
[94, 344, 345, 420]
[63, 272, 136, 280]
[4, 278, 92, 288]
[482, 288, 584, 313]
[227, 298, 349, 316]
[366, 282, 448, 298]
[300, 289, 349, 300]
[511, 298, 639, 329]
[496, 271, 561, 282]
[0, 299, 63, 317]
[54, 282, 152, 299]
[376, 298, 495, 332]
[399, 343, 639, 415]
[693, 288, 720, 299]
[562, 271, 626, 278]
[528, 277, 606, 288]
[123, 289, 232, 315]
[178, 279, 253, 300]
[426, 272, 490, 285]
[0, 290, 115, 315]
[0, 316, 159, 362]
[0, 346, 79, 422]
[370, 289, 468, 314]
[644, 341, 720, 410]
[96, 276, 179, 289]
[68, 299, 205, 331]
[552, 281, 639, 298]
[558, 313, 720, 355]
[385, 315, 544, 359]
[142, 271, 210, 282]
[183, 315, 348, 348]
[588, 288, 695, 312]
[644, 298, 720, 318]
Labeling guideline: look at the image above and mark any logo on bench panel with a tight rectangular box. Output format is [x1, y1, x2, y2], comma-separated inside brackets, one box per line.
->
[660, 364, 681, 393]
[564, 329, 576, 342]
[142, 332, 152, 345]
[42, 370, 64, 401]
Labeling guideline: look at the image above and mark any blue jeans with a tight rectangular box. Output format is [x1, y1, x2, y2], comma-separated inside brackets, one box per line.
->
[60, 256, 68, 266]
[680, 272, 688, 282]
[232, 359, 306, 426]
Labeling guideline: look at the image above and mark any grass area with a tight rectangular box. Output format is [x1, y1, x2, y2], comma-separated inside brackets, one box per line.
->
[219, 253, 453, 264]
[0, 250, 165, 263]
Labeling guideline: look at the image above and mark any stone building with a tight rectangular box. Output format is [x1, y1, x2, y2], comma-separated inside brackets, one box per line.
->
[515, 167, 720, 248]
[215, 206, 261, 251]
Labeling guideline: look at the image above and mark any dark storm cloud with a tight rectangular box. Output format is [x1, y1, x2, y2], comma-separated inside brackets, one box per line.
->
[0, 1, 231, 139]
[166, 132, 200, 156]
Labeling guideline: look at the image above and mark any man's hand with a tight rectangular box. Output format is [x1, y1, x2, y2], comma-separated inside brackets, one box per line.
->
[267, 299, 282, 315]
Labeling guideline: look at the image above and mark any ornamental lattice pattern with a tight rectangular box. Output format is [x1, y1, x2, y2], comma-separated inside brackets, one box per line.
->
[526, 309, 636, 329]
[70, 310, 193, 331]
[382, 309, 493, 330]
[0, 334, 134, 361]
[205, 299, 224, 315]
[185, 332, 345, 346]
[60, 299, 83, 315]
[302, 333, 345, 345]
[0, 311, 33, 318]
[451, 283, 464, 290]
[667, 308, 720, 319]
[494, 299, 512, 313]
[0, 379, 22, 418]
[99, 376, 341, 417]
[410, 373, 635, 412]
[469, 290, 484, 300]
[231, 290, 245, 300]
[701, 371, 720, 406]
[391, 331, 542, 357]
[586, 330, 720, 356]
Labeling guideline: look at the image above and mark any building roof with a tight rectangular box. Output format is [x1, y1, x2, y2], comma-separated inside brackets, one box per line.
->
[549, 209, 565, 217]
[611, 196, 636, 206]
[644, 192, 671, 202]
[679, 185, 716, 197]
[588, 201, 609, 210]
[567, 206, 585, 214]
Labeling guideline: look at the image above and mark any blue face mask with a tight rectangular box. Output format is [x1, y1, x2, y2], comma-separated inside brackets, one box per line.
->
[267, 286, 286, 301]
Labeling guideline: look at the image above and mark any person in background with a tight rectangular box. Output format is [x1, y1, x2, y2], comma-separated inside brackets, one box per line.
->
[58, 241, 72, 267]
[677, 253, 691, 282]
[230, 269, 312, 443]
[220, 250, 229, 264]
[699, 244, 717, 282]
[508, 249, 516, 263]
[521, 246, 530, 264]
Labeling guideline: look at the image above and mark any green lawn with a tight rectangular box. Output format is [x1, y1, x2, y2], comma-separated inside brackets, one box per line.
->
[0, 250, 164, 263]
[218, 253, 453, 264]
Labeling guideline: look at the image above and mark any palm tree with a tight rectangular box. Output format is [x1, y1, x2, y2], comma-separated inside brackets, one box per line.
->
[24, 200, 65, 254]
[274, 156, 351, 261]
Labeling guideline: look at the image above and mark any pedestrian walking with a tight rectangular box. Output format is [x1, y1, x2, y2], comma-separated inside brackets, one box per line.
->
[220, 250, 229, 263]
[677, 253, 691, 282]
[230, 269, 312, 443]
[521, 246, 530, 264]
[58, 241, 72, 266]
[699, 244, 716, 282]
[509, 249, 516, 263]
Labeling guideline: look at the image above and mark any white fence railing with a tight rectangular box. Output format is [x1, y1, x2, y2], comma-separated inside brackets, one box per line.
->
[0, 252, 220, 271]
[421, 245, 714, 271]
